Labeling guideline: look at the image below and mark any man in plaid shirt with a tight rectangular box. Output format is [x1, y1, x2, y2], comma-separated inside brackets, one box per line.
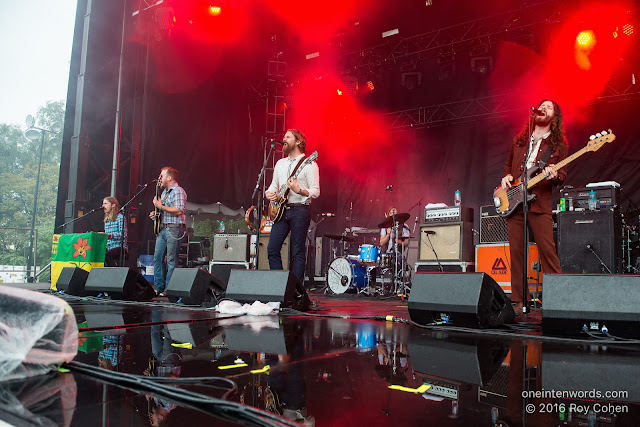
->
[149, 166, 187, 296]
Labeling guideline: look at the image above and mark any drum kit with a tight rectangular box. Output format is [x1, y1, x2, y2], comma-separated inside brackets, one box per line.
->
[324, 212, 412, 297]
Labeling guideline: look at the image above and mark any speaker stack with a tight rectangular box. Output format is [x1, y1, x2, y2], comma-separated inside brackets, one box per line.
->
[210, 234, 251, 284]
[416, 206, 474, 272]
[226, 269, 310, 311]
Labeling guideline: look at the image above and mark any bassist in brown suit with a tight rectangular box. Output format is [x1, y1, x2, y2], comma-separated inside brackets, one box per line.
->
[501, 99, 568, 315]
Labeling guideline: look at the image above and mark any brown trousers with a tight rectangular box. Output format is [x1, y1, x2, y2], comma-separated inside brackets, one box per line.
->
[506, 211, 562, 303]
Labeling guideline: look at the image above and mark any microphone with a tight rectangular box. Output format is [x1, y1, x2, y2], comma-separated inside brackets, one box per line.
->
[269, 139, 285, 145]
[89, 206, 103, 213]
[322, 213, 336, 217]
[586, 244, 592, 250]
[423, 230, 436, 235]
[143, 178, 158, 186]
[532, 108, 545, 117]
[224, 237, 229, 249]
[385, 185, 393, 191]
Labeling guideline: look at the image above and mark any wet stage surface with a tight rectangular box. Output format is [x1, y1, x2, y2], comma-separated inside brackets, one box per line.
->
[4, 289, 640, 427]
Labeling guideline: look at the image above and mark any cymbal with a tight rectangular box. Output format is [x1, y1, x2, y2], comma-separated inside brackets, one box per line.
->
[377, 213, 410, 228]
[324, 233, 356, 242]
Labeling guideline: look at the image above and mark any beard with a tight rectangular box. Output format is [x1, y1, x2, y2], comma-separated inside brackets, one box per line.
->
[282, 143, 293, 154]
[534, 114, 552, 126]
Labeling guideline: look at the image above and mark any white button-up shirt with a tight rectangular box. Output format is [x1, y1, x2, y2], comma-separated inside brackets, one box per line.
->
[267, 153, 320, 204]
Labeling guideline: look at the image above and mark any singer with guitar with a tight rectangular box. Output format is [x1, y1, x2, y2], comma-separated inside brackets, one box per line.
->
[148, 166, 187, 296]
[501, 99, 568, 316]
[265, 129, 320, 283]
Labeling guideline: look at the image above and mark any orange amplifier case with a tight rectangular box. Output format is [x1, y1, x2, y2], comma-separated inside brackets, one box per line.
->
[475, 243, 542, 294]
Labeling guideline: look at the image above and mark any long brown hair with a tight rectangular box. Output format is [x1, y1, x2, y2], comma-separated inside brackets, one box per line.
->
[103, 197, 120, 223]
[513, 99, 567, 151]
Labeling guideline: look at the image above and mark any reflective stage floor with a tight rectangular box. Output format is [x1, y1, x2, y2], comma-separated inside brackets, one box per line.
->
[2, 285, 640, 427]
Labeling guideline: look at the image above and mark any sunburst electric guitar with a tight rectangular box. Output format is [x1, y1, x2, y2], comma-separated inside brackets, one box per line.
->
[493, 130, 615, 217]
[267, 151, 318, 222]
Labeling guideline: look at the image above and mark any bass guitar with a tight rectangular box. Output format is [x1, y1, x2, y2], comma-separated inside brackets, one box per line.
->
[493, 130, 615, 217]
[153, 179, 162, 235]
[267, 151, 318, 222]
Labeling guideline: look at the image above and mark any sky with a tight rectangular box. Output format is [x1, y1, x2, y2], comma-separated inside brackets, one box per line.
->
[0, 0, 77, 127]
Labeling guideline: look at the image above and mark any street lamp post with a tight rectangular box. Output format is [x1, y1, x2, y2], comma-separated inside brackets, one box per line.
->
[24, 115, 61, 282]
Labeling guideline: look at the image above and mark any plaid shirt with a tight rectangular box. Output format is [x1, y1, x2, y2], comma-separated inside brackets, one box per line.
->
[161, 183, 187, 225]
[104, 213, 128, 251]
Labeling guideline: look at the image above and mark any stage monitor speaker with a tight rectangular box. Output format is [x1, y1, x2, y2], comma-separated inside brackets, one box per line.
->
[226, 269, 310, 311]
[209, 262, 250, 286]
[257, 234, 289, 270]
[557, 210, 622, 274]
[408, 272, 515, 328]
[85, 267, 156, 301]
[56, 266, 89, 296]
[542, 273, 640, 338]
[166, 268, 227, 305]
[212, 234, 249, 262]
[418, 221, 473, 262]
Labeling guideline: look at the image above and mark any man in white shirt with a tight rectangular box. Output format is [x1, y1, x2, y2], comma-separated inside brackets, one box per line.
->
[265, 129, 320, 282]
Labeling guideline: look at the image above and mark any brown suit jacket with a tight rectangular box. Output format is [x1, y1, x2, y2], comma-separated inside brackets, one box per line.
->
[503, 137, 568, 214]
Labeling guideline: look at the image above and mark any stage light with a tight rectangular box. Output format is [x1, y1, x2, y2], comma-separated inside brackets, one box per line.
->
[208, 6, 221, 16]
[366, 81, 375, 91]
[336, 89, 343, 96]
[306, 52, 320, 60]
[623, 24, 633, 36]
[382, 28, 399, 38]
[576, 30, 596, 48]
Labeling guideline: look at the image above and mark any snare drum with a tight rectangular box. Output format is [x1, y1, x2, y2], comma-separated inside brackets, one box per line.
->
[379, 253, 394, 269]
[358, 244, 380, 265]
[326, 257, 369, 294]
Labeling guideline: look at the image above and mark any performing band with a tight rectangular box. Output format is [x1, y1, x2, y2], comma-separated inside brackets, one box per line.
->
[83, 99, 628, 314]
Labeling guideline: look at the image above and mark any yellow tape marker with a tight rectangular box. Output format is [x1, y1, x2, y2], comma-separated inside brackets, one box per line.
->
[250, 365, 270, 374]
[171, 342, 193, 349]
[388, 384, 432, 394]
[385, 315, 394, 322]
[218, 363, 248, 370]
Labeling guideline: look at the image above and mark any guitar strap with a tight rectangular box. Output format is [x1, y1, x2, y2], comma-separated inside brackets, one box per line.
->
[287, 155, 306, 181]
[537, 144, 554, 170]
[158, 188, 173, 221]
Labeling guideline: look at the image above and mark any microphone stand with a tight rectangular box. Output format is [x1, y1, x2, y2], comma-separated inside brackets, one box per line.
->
[521, 108, 537, 315]
[56, 207, 102, 232]
[117, 181, 155, 265]
[252, 140, 278, 269]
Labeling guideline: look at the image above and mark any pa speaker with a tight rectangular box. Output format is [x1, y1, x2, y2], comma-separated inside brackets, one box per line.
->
[257, 235, 289, 270]
[209, 262, 250, 286]
[166, 268, 227, 305]
[557, 210, 622, 273]
[542, 273, 640, 338]
[226, 269, 310, 311]
[408, 272, 515, 328]
[419, 222, 473, 262]
[85, 267, 156, 301]
[56, 267, 89, 296]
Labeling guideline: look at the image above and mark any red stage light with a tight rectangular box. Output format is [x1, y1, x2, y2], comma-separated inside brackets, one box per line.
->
[366, 81, 375, 91]
[623, 24, 633, 36]
[576, 30, 596, 48]
[208, 6, 222, 16]
[336, 89, 343, 96]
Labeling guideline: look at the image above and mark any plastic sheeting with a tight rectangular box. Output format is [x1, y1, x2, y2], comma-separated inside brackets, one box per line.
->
[0, 287, 78, 381]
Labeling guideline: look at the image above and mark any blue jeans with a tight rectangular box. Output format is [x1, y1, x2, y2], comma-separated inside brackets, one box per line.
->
[153, 225, 185, 292]
[268, 205, 310, 283]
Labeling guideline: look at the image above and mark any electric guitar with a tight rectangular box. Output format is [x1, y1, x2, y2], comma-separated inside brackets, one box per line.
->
[153, 179, 162, 235]
[493, 130, 615, 217]
[267, 151, 318, 222]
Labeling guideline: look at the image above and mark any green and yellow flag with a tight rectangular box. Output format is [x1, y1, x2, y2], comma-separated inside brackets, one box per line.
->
[51, 232, 107, 290]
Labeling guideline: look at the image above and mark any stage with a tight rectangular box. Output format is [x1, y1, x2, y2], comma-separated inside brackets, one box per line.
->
[2, 279, 640, 427]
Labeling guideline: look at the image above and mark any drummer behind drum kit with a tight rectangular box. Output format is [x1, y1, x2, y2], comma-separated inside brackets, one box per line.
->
[324, 212, 412, 297]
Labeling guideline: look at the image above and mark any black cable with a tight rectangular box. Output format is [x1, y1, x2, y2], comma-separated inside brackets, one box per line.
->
[65, 361, 298, 427]
[143, 376, 238, 400]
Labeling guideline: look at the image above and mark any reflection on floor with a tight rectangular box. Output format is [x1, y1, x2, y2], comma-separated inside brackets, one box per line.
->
[2, 287, 640, 427]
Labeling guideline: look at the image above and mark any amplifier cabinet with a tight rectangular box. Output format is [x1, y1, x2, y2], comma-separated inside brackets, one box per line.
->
[557, 210, 622, 274]
[257, 234, 290, 270]
[209, 261, 251, 285]
[212, 234, 249, 262]
[414, 261, 475, 273]
[418, 221, 473, 262]
[559, 185, 620, 210]
[480, 205, 508, 244]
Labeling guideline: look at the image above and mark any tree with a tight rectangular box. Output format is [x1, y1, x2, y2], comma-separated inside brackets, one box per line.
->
[0, 100, 65, 279]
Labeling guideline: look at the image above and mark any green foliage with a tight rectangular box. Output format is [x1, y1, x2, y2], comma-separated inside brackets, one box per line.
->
[0, 101, 65, 274]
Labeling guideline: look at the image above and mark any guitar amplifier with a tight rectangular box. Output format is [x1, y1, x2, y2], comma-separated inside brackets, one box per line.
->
[559, 185, 620, 210]
[480, 205, 508, 244]
[424, 206, 474, 223]
[212, 234, 249, 262]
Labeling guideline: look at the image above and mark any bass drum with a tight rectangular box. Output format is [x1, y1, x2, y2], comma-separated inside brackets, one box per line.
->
[326, 257, 368, 294]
